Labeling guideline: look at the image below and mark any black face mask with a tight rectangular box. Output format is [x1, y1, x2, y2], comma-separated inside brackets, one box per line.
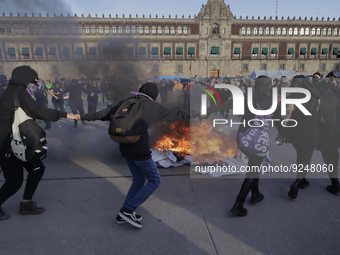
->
[312, 77, 320, 83]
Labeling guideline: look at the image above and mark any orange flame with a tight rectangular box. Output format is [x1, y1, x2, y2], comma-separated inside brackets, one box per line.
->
[153, 119, 239, 161]
[190, 119, 239, 162]
[153, 121, 190, 157]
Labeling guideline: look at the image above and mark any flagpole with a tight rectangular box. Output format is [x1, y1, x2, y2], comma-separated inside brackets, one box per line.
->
[275, 0, 278, 17]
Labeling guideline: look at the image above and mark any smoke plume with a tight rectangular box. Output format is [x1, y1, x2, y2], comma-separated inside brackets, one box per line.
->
[0, 0, 72, 16]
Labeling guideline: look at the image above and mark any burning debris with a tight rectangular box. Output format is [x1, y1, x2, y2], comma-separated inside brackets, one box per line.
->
[150, 118, 249, 175]
[150, 120, 191, 168]
[152, 120, 190, 157]
[190, 119, 240, 162]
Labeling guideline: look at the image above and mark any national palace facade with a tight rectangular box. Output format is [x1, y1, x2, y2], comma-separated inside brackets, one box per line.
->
[0, 0, 339, 79]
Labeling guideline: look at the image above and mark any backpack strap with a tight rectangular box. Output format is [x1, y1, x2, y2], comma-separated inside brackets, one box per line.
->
[129, 92, 154, 101]
[13, 89, 20, 109]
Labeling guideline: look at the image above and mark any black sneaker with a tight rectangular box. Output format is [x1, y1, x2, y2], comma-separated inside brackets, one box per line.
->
[118, 208, 143, 228]
[288, 182, 299, 199]
[326, 185, 340, 195]
[298, 178, 310, 189]
[19, 201, 44, 214]
[0, 207, 10, 221]
[116, 212, 142, 224]
[231, 202, 248, 217]
[250, 192, 264, 203]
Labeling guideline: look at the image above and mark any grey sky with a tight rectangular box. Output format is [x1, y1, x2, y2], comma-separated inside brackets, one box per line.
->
[1, 0, 339, 19]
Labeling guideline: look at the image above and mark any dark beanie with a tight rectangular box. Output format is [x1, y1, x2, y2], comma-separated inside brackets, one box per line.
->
[138, 82, 159, 100]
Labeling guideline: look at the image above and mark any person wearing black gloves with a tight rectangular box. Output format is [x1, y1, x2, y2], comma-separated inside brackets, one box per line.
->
[79, 82, 190, 228]
[0, 65, 74, 221]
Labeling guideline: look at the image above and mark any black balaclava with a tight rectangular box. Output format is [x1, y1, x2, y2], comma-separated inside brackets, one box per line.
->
[138, 82, 159, 100]
[254, 75, 272, 95]
[9, 65, 39, 88]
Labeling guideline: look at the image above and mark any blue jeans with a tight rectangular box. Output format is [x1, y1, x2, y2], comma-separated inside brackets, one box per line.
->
[122, 158, 161, 212]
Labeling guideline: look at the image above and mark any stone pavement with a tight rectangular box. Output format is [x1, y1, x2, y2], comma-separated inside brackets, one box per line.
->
[1, 101, 340, 255]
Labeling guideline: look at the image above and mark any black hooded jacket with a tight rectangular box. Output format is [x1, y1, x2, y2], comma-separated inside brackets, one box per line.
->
[284, 76, 321, 146]
[0, 66, 67, 156]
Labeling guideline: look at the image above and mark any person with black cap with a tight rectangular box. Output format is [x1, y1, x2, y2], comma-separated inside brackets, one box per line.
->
[79, 82, 190, 228]
[0, 65, 75, 221]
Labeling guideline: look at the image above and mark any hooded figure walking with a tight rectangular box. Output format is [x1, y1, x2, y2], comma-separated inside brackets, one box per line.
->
[0, 66, 72, 221]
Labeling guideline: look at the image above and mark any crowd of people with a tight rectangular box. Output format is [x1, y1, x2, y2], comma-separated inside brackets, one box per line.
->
[0, 65, 339, 228]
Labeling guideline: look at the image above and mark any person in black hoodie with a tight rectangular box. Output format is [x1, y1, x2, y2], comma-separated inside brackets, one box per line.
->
[63, 79, 87, 127]
[314, 74, 340, 194]
[0, 65, 72, 221]
[85, 78, 100, 114]
[79, 82, 190, 228]
[283, 75, 321, 199]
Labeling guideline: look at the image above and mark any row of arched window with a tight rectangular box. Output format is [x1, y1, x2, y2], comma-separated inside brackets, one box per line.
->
[241, 26, 340, 36]
[0, 24, 190, 36]
[85, 25, 190, 35]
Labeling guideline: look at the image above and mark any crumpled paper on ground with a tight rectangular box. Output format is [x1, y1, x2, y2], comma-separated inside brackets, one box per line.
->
[151, 149, 191, 168]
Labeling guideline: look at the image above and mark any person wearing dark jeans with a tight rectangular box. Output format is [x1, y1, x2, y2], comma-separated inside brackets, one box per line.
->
[80, 82, 190, 228]
[120, 158, 161, 224]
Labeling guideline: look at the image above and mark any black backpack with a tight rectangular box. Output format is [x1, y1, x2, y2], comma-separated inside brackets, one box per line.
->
[108, 95, 149, 143]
